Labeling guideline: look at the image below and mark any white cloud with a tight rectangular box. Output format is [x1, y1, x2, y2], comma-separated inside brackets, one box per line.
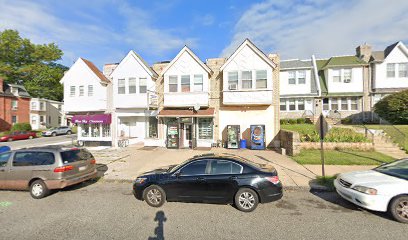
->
[222, 0, 408, 59]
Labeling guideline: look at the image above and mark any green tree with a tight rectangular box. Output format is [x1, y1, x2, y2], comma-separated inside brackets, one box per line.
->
[0, 29, 65, 101]
[374, 90, 408, 124]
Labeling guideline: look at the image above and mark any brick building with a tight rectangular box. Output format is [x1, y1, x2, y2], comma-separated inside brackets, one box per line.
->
[0, 78, 31, 131]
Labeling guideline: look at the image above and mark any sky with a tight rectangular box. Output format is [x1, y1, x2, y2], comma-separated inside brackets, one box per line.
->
[1, 0, 408, 69]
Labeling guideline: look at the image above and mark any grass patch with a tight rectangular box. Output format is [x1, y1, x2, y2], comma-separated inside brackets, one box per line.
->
[292, 149, 395, 165]
[281, 124, 370, 143]
[359, 124, 408, 152]
[316, 175, 337, 191]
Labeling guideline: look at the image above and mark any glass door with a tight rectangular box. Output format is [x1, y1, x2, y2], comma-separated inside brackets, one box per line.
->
[167, 123, 179, 149]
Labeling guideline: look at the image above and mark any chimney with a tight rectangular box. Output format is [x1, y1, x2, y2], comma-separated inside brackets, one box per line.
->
[356, 43, 372, 62]
[0, 77, 4, 93]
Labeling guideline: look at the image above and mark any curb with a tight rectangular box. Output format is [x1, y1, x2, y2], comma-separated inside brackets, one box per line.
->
[309, 181, 334, 192]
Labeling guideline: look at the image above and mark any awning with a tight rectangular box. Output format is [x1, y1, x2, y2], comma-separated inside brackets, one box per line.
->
[158, 108, 214, 117]
[71, 114, 111, 124]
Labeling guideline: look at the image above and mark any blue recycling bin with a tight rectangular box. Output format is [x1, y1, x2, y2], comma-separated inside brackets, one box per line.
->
[240, 139, 247, 149]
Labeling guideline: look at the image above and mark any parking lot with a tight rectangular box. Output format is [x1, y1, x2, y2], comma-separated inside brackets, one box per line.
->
[0, 182, 405, 240]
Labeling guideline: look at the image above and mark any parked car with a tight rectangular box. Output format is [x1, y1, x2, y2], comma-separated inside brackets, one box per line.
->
[334, 159, 408, 223]
[42, 126, 72, 137]
[133, 153, 283, 212]
[0, 146, 97, 199]
[0, 131, 37, 142]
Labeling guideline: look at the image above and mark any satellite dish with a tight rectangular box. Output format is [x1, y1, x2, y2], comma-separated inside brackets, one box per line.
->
[193, 103, 200, 111]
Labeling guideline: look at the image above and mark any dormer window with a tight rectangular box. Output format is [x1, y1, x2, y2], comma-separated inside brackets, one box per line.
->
[332, 70, 341, 82]
[11, 87, 18, 95]
[297, 71, 306, 84]
[288, 71, 296, 84]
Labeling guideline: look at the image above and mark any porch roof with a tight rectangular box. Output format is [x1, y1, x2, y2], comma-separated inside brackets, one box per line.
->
[158, 108, 214, 117]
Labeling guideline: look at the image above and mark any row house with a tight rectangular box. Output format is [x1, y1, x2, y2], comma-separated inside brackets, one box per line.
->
[61, 39, 281, 148]
[30, 98, 66, 130]
[0, 78, 31, 131]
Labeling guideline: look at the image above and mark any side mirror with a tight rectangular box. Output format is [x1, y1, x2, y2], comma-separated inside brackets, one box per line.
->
[174, 171, 181, 177]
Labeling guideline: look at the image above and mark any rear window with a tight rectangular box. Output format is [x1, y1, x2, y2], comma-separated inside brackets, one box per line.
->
[13, 152, 55, 166]
[60, 149, 94, 163]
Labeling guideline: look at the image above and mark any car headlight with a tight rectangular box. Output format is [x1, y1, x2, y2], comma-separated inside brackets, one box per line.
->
[134, 177, 147, 184]
[352, 185, 377, 195]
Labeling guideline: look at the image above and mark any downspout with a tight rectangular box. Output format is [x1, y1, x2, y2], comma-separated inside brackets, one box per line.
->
[311, 55, 321, 117]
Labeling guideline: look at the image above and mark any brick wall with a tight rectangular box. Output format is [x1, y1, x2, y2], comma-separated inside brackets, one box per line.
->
[0, 96, 30, 131]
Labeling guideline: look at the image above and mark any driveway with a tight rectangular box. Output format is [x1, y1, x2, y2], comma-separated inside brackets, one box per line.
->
[0, 134, 76, 150]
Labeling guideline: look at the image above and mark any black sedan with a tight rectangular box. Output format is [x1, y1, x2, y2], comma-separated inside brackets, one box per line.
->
[133, 153, 282, 212]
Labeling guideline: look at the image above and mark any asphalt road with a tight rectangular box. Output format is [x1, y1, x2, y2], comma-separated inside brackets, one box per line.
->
[0, 182, 405, 240]
[0, 134, 76, 150]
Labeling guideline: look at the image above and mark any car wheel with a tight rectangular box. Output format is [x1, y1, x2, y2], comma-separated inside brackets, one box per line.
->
[235, 188, 259, 212]
[66, 130, 72, 135]
[30, 180, 50, 199]
[28, 136, 34, 139]
[51, 132, 57, 137]
[143, 185, 166, 207]
[389, 196, 408, 223]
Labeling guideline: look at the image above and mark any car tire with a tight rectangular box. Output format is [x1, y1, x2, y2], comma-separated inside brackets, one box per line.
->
[30, 180, 50, 199]
[389, 195, 408, 223]
[66, 130, 72, 135]
[51, 132, 57, 137]
[28, 136, 33, 139]
[234, 188, 259, 212]
[143, 185, 166, 208]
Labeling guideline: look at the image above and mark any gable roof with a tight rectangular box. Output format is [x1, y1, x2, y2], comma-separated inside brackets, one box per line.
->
[220, 39, 277, 71]
[384, 41, 400, 58]
[370, 51, 384, 62]
[320, 55, 367, 69]
[160, 46, 212, 76]
[4, 83, 31, 98]
[80, 58, 110, 83]
[370, 41, 408, 63]
[111, 50, 158, 78]
[280, 59, 312, 70]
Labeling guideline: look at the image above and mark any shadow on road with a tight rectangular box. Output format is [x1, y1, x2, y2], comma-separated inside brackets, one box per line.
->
[59, 163, 108, 192]
[148, 211, 167, 240]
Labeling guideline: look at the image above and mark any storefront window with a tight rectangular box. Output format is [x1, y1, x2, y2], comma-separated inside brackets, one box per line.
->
[81, 124, 89, 137]
[102, 124, 110, 137]
[148, 117, 158, 138]
[198, 118, 213, 139]
[91, 124, 99, 137]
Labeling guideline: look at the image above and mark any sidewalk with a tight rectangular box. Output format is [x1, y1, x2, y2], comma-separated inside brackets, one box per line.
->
[302, 165, 375, 176]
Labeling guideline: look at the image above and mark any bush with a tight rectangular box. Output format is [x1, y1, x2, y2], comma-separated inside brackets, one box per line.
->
[341, 117, 353, 125]
[288, 119, 297, 124]
[296, 118, 306, 124]
[11, 123, 32, 132]
[374, 90, 408, 124]
[324, 128, 370, 143]
[280, 119, 289, 125]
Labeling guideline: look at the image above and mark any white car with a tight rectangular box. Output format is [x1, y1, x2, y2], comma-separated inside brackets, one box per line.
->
[334, 159, 408, 223]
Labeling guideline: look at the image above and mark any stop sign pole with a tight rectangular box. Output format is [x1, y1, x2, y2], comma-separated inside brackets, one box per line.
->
[316, 114, 328, 177]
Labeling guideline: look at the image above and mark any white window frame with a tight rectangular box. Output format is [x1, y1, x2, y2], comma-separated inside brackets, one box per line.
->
[193, 74, 203, 92]
[288, 71, 296, 85]
[118, 79, 126, 94]
[256, 70, 267, 89]
[139, 77, 147, 94]
[241, 71, 252, 90]
[128, 78, 137, 94]
[181, 75, 190, 93]
[169, 75, 178, 93]
[11, 100, 18, 110]
[387, 63, 396, 78]
[343, 69, 352, 83]
[297, 70, 306, 84]
[398, 63, 408, 78]
[70, 86, 76, 97]
[332, 69, 341, 83]
[228, 71, 238, 90]
[88, 85, 93, 96]
[79, 85, 84, 97]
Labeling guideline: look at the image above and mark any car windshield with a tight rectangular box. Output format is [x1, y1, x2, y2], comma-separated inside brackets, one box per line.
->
[168, 158, 193, 173]
[374, 159, 408, 180]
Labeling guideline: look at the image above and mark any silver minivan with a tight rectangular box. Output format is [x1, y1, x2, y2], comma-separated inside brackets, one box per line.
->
[0, 146, 97, 198]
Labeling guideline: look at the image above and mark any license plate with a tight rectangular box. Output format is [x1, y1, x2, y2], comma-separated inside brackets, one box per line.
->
[79, 166, 87, 171]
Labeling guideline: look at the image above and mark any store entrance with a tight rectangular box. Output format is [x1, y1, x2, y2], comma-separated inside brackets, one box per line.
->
[165, 118, 195, 149]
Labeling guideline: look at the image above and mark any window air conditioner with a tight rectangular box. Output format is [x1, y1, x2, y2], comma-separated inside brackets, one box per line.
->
[229, 83, 237, 90]
[344, 79, 351, 83]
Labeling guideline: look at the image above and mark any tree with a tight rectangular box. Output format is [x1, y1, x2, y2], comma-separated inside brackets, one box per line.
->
[0, 29, 65, 101]
[374, 90, 408, 124]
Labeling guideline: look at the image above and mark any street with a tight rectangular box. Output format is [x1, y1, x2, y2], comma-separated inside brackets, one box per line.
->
[0, 134, 75, 150]
[0, 182, 405, 240]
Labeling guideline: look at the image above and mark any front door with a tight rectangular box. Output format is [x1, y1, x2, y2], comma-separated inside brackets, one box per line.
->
[0, 152, 11, 189]
[322, 98, 330, 117]
[183, 124, 192, 148]
[166, 123, 179, 149]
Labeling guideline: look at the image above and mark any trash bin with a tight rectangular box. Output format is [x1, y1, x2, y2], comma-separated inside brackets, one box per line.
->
[240, 139, 247, 149]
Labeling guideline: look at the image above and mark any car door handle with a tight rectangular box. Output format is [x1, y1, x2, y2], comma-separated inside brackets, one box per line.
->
[229, 176, 237, 180]
[195, 177, 205, 181]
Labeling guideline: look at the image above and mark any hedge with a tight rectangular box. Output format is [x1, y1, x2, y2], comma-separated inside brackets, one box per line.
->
[11, 123, 32, 132]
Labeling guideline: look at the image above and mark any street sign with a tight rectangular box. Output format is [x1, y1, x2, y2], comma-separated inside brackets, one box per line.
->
[315, 115, 329, 140]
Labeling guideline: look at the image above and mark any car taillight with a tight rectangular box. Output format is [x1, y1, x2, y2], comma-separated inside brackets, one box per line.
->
[265, 176, 280, 184]
[54, 165, 74, 172]
[90, 159, 96, 164]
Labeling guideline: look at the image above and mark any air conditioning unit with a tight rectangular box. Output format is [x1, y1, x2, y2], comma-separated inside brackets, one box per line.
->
[12, 106, 18, 110]
[344, 79, 351, 83]
[229, 83, 238, 90]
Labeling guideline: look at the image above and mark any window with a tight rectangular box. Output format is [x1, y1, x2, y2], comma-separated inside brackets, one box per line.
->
[198, 118, 213, 139]
[70, 86, 76, 97]
[387, 63, 395, 78]
[280, 99, 287, 111]
[289, 99, 296, 111]
[58, 117, 61, 125]
[148, 117, 158, 138]
[78, 86, 84, 96]
[331, 98, 339, 110]
[88, 85, 93, 96]
[102, 124, 110, 137]
[169, 76, 178, 92]
[31, 102, 37, 110]
[297, 71, 306, 84]
[256, 70, 267, 89]
[60, 149, 94, 163]
[118, 79, 126, 94]
[90, 124, 99, 137]
[323, 98, 329, 111]
[350, 98, 359, 110]
[40, 102, 44, 110]
[288, 71, 296, 84]
[180, 75, 190, 92]
[126, 78, 136, 94]
[139, 77, 147, 93]
[12, 116, 17, 124]
[0, 152, 11, 167]
[40, 116, 44, 123]
[13, 152, 55, 166]
[81, 124, 89, 137]
[341, 98, 348, 110]
[11, 100, 18, 110]
[31, 116, 37, 125]
[399, 63, 408, 77]
[193, 74, 203, 92]
[343, 69, 352, 83]
[180, 160, 208, 175]
[332, 69, 341, 82]
[210, 160, 243, 175]
[228, 71, 238, 90]
[297, 99, 305, 111]
[241, 71, 252, 89]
